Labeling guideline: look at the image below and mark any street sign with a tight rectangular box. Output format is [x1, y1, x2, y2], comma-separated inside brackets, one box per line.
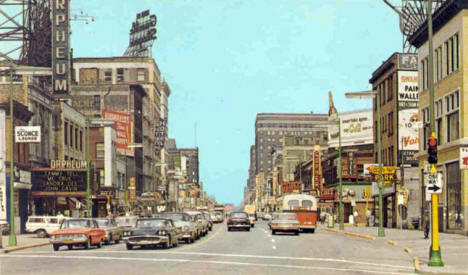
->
[369, 166, 397, 175]
[425, 172, 442, 194]
[363, 164, 378, 176]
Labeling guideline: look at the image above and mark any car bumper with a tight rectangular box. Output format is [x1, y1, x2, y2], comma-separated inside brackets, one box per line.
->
[271, 225, 300, 231]
[126, 235, 169, 245]
[300, 225, 316, 229]
[228, 224, 250, 228]
[50, 238, 88, 245]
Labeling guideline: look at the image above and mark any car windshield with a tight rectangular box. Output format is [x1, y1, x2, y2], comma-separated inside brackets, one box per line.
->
[230, 212, 247, 218]
[115, 217, 137, 227]
[275, 214, 297, 221]
[136, 219, 167, 228]
[96, 219, 110, 227]
[61, 219, 89, 229]
[160, 213, 190, 222]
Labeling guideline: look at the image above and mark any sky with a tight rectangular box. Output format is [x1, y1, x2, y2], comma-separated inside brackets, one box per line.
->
[70, 0, 402, 206]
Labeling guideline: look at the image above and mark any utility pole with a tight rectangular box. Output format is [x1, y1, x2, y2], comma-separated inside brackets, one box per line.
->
[427, 0, 443, 267]
[8, 68, 17, 247]
[86, 119, 91, 217]
[377, 89, 385, 237]
[338, 118, 344, 230]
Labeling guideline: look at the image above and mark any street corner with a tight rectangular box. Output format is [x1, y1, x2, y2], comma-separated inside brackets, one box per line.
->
[1, 241, 50, 254]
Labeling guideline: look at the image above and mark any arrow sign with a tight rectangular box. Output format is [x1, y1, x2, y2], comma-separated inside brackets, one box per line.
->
[425, 172, 443, 194]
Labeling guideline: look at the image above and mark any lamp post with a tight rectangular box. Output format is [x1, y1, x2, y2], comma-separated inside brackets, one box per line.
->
[345, 90, 385, 237]
[328, 106, 343, 230]
[86, 119, 91, 217]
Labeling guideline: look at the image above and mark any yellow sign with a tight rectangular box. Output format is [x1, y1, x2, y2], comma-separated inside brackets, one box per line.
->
[369, 166, 397, 175]
[364, 187, 370, 199]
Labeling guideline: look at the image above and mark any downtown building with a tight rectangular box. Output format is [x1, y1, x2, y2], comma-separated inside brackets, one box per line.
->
[409, 0, 467, 235]
[369, 52, 420, 229]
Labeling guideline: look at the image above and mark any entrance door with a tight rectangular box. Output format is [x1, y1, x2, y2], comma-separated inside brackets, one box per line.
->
[446, 162, 462, 230]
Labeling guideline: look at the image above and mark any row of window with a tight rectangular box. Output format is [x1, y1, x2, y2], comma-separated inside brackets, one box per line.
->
[421, 33, 459, 90]
[64, 120, 84, 152]
[422, 90, 460, 147]
[380, 111, 394, 137]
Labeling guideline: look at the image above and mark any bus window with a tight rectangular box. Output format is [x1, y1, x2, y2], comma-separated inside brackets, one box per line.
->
[288, 200, 299, 209]
[302, 200, 313, 209]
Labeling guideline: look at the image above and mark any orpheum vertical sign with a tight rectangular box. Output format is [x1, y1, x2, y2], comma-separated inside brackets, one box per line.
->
[52, 0, 71, 94]
[312, 146, 322, 192]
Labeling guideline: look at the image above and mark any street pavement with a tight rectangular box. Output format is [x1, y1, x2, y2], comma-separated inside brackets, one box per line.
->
[0, 220, 417, 275]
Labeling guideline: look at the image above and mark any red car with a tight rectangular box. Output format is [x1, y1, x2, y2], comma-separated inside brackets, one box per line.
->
[50, 218, 106, 251]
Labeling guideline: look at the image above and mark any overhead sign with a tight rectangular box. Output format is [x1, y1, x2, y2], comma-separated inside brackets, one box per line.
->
[102, 110, 133, 156]
[460, 147, 468, 170]
[31, 170, 86, 192]
[15, 126, 41, 143]
[51, 0, 71, 94]
[425, 172, 443, 194]
[363, 164, 378, 176]
[124, 9, 157, 57]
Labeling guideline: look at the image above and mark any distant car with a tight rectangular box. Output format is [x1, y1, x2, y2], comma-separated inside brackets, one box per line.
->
[212, 212, 224, 223]
[115, 216, 138, 239]
[155, 213, 198, 244]
[26, 216, 68, 238]
[264, 213, 272, 220]
[49, 218, 106, 251]
[125, 218, 181, 250]
[185, 211, 209, 236]
[95, 218, 123, 245]
[201, 211, 213, 231]
[270, 213, 300, 235]
[227, 212, 250, 231]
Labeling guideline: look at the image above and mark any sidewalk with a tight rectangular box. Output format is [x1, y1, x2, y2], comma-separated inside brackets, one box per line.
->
[0, 233, 50, 253]
[322, 224, 468, 274]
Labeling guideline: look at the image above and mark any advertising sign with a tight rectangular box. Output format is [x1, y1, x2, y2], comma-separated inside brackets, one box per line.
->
[154, 118, 167, 155]
[398, 109, 419, 151]
[51, 0, 71, 94]
[124, 9, 157, 57]
[312, 147, 321, 190]
[102, 110, 133, 156]
[460, 147, 468, 170]
[31, 170, 86, 192]
[398, 70, 419, 108]
[128, 177, 136, 202]
[15, 126, 41, 143]
[363, 164, 378, 176]
[328, 109, 373, 148]
[398, 54, 418, 70]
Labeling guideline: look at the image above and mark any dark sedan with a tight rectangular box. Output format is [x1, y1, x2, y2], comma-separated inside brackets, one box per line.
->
[227, 212, 250, 231]
[125, 218, 181, 250]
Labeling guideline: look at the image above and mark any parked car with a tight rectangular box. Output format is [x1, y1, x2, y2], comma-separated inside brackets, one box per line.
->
[26, 216, 68, 238]
[154, 213, 198, 244]
[49, 218, 106, 251]
[125, 218, 181, 250]
[0, 220, 9, 234]
[270, 213, 300, 235]
[201, 211, 213, 231]
[115, 216, 138, 239]
[185, 211, 209, 236]
[227, 212, 250, 231]
[264, 213, 272, 220]
[95, 218, 124, 245]
[211, 212, 224, 223]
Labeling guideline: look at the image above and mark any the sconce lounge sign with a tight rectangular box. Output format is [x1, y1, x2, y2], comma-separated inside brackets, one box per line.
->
[52, 0, 71, 94]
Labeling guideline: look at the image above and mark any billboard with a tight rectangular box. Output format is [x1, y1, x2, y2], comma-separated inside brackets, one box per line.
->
[32, 170, 86, 193]
[398, 109, 419, 151]
[124, 9, 157, 57]
[328, 109, 373, 148]
[102, 110, 134, 156]
[15, 126, 41, 143]
[51, 0, 71, 94]
[398, 71, 419, 108]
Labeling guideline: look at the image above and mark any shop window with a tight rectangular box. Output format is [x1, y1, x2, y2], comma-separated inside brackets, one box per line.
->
[117, 68, 124, 82]
[96, 143, 104, 159]
[446, 91, 459, 142]
[104, 70, 112, 82]
[446, 162, 462, 229]
[64, 121, 68, 146]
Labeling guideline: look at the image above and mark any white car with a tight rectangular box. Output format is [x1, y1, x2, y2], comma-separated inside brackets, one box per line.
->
[26, 216, 68, 238]
[264, 213, 272, 220]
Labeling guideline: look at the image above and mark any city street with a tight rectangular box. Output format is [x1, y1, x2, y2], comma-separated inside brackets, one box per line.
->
[0, 221, 415, 275]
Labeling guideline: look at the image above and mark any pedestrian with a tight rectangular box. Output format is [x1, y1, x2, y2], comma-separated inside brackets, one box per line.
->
[424, 212, 430, 239]
[353, 210, 358, 226]
[366, 209, 372, 227]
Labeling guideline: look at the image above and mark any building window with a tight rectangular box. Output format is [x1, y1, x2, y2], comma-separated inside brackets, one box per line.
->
[446, 91, 459, 142]
[96, 143, 104, 159]
[94, 95, 100, 108]
[422, 107, 429, 150]
[64, 121, 68, 146]
[435, 99, 443, 144]
[104, 70, 112, 82]
[137, 69, 146, 81]
[387, 75, 393, 101]
[75, 128, 78, 150]
[388, 112, 393, 136]
[117, 68, 124, 82]
[79, 130, 83, 151]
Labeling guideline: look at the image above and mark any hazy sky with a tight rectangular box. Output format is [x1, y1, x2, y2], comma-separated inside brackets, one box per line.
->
[70, 0, 402, 205]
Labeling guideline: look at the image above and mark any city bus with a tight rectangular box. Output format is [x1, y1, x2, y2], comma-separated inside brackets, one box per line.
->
[281, 194, 318, 233]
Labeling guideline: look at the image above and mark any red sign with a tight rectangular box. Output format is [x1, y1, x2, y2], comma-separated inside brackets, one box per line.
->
[312, 150, 321, 191]
[102, 110, 133, 156]
[281, 181, 301, 194]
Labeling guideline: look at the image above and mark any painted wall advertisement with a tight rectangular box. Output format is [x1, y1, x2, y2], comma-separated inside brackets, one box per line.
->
[398, 70, 419, 108]
[328, 109, 373, 148]
[102, 110, 134, 156]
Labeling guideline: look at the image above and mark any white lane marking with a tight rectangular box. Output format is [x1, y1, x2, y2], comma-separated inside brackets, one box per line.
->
[0, 254, 415, 275]
[272, 245, 276, 250]
[176, 224, 224, 251]
[271, 239, 275, 243]
[14, 250, 413, 270]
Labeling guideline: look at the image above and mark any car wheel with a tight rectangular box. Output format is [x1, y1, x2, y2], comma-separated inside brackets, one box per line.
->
[294, 231, 299, 236]
[96, 239, 102, 248]
[227, 227, 231, 231]
[126, 243, 133, 250]
[115, 238, 120, 244]
[309, 229, 315, 233]
[246, 227, 250, 232]
[53, 244, 60, 251]
[106, 234, 112, 245]
[272, 230, 276, 235]
[67, 245, 73, 250]
[84, 238, 91, 249]
[36, 229, 47, 238]
[251, 224, 254, 228]
[185, 238, 190, 244]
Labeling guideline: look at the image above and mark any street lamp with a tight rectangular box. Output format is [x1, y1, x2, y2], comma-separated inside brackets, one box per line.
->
[0, 64, 51, 246]
[345, 90, 385, 237]
[329, 111, 343, 230]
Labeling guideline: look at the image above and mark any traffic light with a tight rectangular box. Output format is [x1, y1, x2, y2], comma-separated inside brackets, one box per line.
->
[427, 137, 438, 164]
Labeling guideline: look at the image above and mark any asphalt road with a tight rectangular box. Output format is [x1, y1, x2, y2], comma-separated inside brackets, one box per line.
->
[0, 221, 416, 275]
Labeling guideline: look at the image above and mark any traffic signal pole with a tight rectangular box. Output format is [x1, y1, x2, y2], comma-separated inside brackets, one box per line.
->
[427, 0, 443, 267]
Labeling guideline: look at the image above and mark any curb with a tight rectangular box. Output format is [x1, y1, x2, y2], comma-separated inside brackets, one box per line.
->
[387, 240, 398, 246]
[343, 231, 376, 240]
[1, 241, 50, 253]
[321, 228, 341, 233]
